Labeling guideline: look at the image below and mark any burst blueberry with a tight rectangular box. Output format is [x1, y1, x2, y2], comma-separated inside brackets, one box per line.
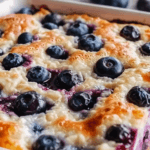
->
[46, 46, 68, 59]
[18, 32, 33, 44]
[2, 53, 24, 70]
[42, 13, 62, 25]
[78, 34, 104, 52]
[94, 57, 124, 79]
[67, 22, 89, 37]
[120, 25, 140, 41]
[105, 124, 135, 145]
[14, 91, 47, 116]
[127, 86, 150, 107]
[27, 66, 51, 84]
[69, 92, 96, 111]
[140, 43, 150, 55]
[32, 135, 63, 150]
[54, 70, 83, 90]
[90, 0, 129, 8]
[43, 23, 58, 30]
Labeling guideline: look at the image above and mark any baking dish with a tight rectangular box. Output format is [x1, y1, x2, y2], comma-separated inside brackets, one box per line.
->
[0, 0, 150, 150]
[0, 0, 150, 25]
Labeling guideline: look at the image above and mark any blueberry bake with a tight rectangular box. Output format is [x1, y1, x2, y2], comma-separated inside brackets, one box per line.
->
[1, 6, 150, 150]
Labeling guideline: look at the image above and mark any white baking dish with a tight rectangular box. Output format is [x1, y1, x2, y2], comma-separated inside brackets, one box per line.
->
[0, 0, 150, 25]
[0, 1, 150, 150]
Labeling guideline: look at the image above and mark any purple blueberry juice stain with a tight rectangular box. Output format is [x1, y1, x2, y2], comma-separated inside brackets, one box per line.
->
[37, 84, 49, 91]
[33, 34, 40, 41]
[22, 54, 33, 68]
[40, 69, 61, 90]
[142, 131, 149, 150]
[0, 94, 18, 115]
[0, 93, 53, 116]
[116, 128, 137, 150]
[65, 88, 113, 102]
[66, 88, 113, 116]
[87, 24, 97, 33]
[38, 69, 81, 92]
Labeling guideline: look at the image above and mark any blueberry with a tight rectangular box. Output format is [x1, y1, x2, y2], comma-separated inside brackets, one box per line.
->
[90, 0, 129, 8]
[137, 0, 150, 12]
[94, 57, 124, 79]
[67, 22, 89, 37]
[46, 46, 68, 59]
[0, 49, 4, 56]
[17, 7, 35, 15]
[14, 91, 47, 116]
[42, 13, 62, 25]
[2, 53, 24, 70]
[32, 123, 44, 134]
[0, 30, 3, 38]
[54, 70, 83, 90]
[127, 86, 150, 107]
[69, 92, 96, 111]
[78, 34, 104, 52]
[63, 146, 82, 150]
[105, 124, 135, 145]
[43, 23, 58, 30]
[140, 43, 150, 55]
[120, 25, 140, 41]
[27, 66, 51, 84]
[63, 147, 93, 150]
[32, 135, 63, 150]
[18, 32, 33, 44]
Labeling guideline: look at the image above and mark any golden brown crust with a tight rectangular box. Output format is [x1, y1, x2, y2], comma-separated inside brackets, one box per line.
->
[0, 8, 150, 150]
[0, 121, 22, 150]
[53, 100, 145, 138]
[0, 14, 40, 40]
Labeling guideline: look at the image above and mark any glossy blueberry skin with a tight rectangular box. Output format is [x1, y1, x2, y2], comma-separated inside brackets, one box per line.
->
[42, 13, 62, 25]
[14, 91, 47, 116]
[120, 25, 140, 41]
[63, 146, 83, 150]
[17, 7, 35, 15]
[18, 32, 33, 44]
[127, 86, 150, 107]
[32, 135, 63, 150]
[90, 0, 129, 8]
[94, 57, 124, 79]
[140, 43, 150, 55]
[67, 22, 89, 37]
[137, 0, 150, 12]
[69, 92, 94, 111]
[27, 66, 51, 84]
[0, 49, 4, 56]
[105, 124, 135, 145]
[32, 123, 44, 134]
[78, 34, 104, 52]
[2, 53, 24, 70]
[46, 46, 68, 59]
[43, 23, 58, 30]
[54, 70, 83, 90]
[0, 30, 3, 38]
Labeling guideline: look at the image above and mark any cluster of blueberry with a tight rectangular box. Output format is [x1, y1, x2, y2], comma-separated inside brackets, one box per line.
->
[90, 0, 150, 12]
[90, 0, 129, 8]
[1, 6, 149, 150]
